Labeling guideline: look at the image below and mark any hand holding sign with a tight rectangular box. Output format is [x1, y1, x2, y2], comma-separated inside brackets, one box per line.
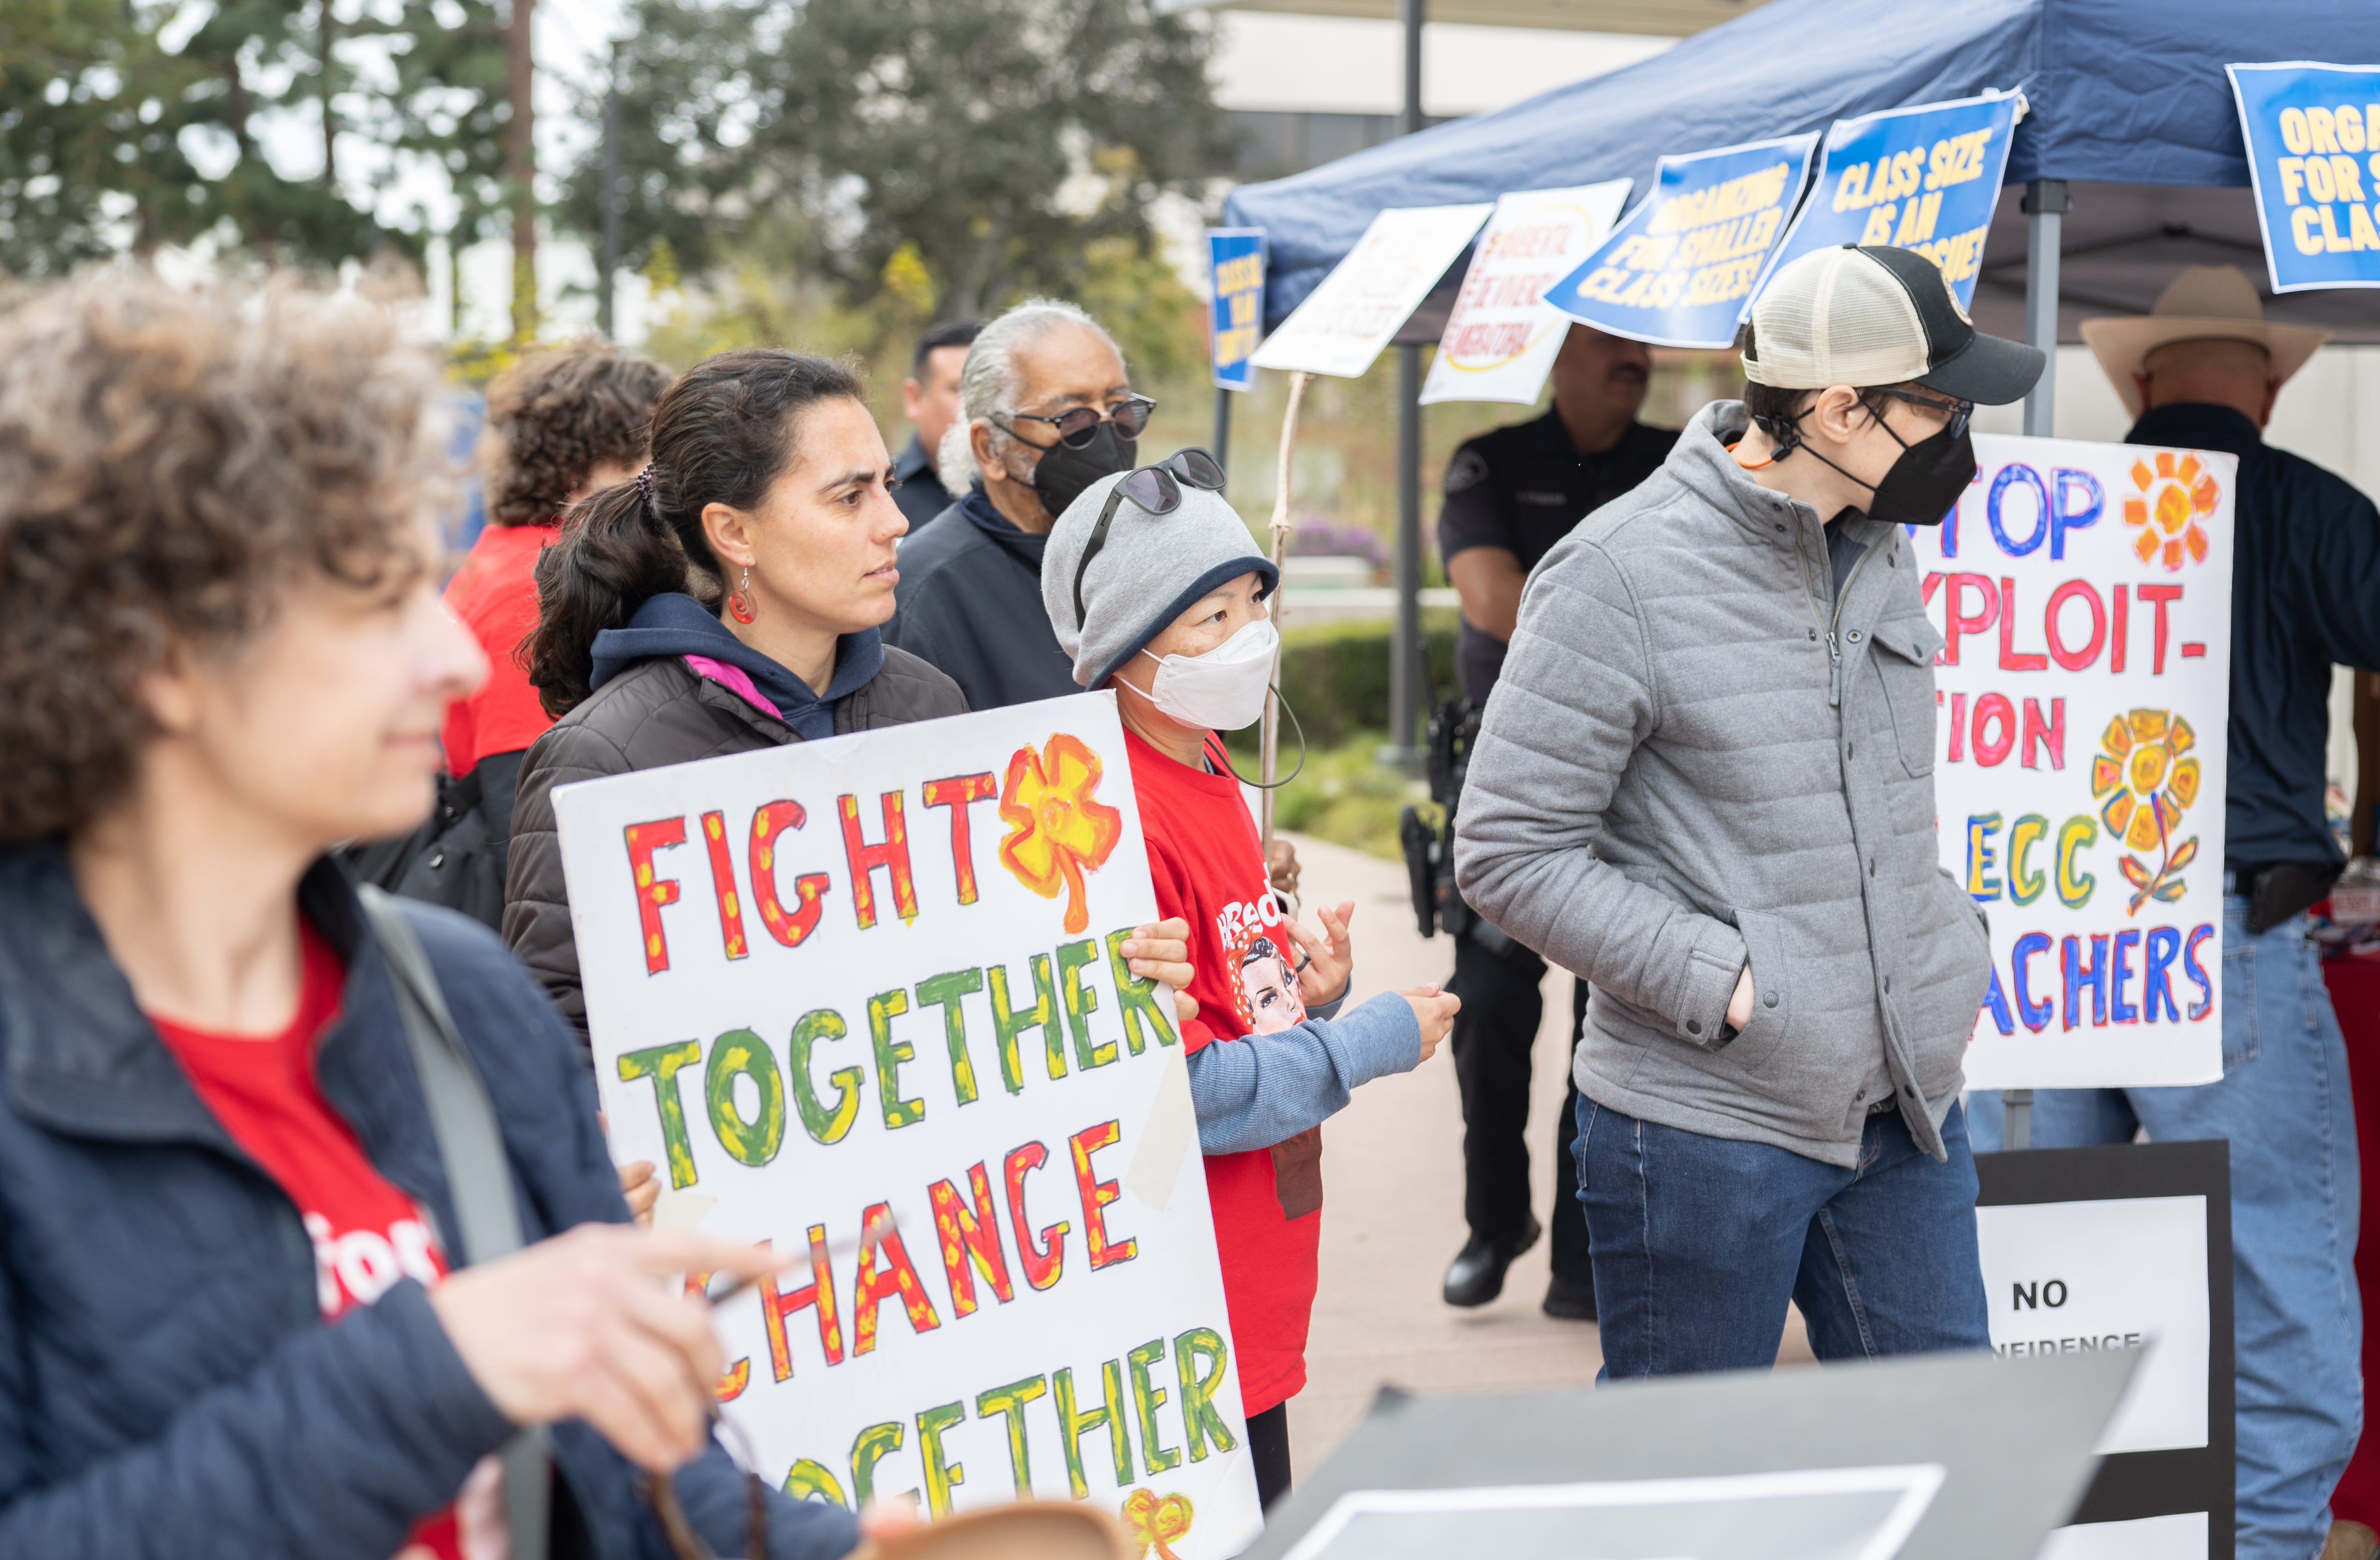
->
[430, 1224, 793, 1472]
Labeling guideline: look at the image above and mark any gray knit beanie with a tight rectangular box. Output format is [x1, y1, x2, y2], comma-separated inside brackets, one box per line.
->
[1041, 464, 1279, 689]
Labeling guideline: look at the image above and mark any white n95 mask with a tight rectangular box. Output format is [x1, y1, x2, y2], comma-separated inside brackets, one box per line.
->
[1131, 617, 1279, 731]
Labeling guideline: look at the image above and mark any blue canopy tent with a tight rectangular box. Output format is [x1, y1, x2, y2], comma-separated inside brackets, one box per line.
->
[1219, 0, 2380, 774]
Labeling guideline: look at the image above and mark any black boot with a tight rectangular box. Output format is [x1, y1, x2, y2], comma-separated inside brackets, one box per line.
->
[1542, 1272, 1598, 1321]
[1442, 1216, 1540, 1307]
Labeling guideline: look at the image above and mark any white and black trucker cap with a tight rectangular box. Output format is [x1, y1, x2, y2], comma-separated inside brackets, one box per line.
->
[1742, 244, 2044, 406]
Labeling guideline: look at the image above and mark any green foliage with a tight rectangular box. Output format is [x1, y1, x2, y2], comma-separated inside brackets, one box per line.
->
[1263, 732, 1430, 863]
[1220, 613, 1460, 754]
[557, 0, 1234, 320]
[0, 0, 514, 275]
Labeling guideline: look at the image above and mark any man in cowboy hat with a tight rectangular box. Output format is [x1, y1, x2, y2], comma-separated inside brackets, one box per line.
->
[1975, 264, 2380, 1560]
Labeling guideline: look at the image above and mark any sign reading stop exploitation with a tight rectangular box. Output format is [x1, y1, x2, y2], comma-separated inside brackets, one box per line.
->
[1912, 434, 2237, 1090]
[554, 692, 1261, 1552]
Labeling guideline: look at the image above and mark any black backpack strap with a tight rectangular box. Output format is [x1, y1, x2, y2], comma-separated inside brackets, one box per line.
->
[357, 885, 552, 1560]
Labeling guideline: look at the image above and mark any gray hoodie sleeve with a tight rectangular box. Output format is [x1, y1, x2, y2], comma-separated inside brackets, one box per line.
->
[1453, 539, 1747, 1050]
[1184, 990, 1419, 1155]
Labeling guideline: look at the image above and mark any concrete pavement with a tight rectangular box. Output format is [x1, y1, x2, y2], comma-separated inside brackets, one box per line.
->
[1274, 830, 1814, 1474]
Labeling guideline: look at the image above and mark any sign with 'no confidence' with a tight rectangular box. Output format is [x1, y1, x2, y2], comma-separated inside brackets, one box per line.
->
[1912, 434, 2237, 1090]
[554, 692, 1261, 1551]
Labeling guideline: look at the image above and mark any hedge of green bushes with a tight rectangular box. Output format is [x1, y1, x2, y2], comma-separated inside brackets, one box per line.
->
[1225, 609, 1460, 755]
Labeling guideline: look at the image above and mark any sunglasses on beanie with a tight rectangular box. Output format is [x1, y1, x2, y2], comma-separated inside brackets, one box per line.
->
[1071, 447, 1228, 627]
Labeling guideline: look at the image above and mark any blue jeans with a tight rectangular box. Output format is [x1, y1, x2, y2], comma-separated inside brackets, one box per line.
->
[1970, 894, 2362, 1560]
[1574, 1093, 1992, 1376]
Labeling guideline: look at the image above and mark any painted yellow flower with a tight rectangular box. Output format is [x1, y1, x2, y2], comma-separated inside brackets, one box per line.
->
[997, 733, 1123, 934]
[2090, 708, 2201, 912]
[2122, 450, 2217, 572]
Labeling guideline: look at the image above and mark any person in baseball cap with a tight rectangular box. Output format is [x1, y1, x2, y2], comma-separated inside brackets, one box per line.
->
[1452, 245, 2038, 1381]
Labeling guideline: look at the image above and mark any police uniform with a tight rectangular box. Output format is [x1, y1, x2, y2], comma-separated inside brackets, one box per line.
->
[1438, 408, 1676, 1309]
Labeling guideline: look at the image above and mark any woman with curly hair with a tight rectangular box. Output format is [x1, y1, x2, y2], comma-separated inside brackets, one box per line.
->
[0, 275, 872, 1560]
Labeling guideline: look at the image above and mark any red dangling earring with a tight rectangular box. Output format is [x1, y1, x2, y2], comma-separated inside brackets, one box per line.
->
[727, 565, 757, 625]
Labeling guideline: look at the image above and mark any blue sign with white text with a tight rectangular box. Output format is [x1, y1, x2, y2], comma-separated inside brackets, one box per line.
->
[2229, 63, 2380, 292]
[1543, 135, 1817, 349]
[1207, 229, 1267, 390]
[1761, 91, 2021, 313]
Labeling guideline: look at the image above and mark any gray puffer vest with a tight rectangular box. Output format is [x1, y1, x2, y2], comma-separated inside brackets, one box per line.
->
[1455, 400, 1990, 1167]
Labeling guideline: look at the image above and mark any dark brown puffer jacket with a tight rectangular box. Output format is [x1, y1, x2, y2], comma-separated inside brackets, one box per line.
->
[504, 647, 966, 1049]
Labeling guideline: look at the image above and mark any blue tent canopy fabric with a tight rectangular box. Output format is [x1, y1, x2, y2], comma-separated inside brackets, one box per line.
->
[1223, 0, 2380, 331]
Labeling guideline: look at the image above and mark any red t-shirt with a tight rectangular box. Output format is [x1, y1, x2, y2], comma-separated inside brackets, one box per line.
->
[440, 521, 560, 777]
[1126, 730, 1322, 1416]
[150, 920, 466, 1560]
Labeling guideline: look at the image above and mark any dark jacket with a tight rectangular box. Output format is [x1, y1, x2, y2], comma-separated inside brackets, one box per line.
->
[882, 487, 1082, 712]
[2128, 403, 2380, 870]
[0, 845, 858, 1560]
[891, 434, 952, 528]
[507, 636, 966, 1045]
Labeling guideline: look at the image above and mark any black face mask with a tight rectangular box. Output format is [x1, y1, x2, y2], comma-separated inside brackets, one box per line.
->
[1754, 403, 1976, 528]
[1862, 418, 1977, 528]
[1029, 421, 1138, 518]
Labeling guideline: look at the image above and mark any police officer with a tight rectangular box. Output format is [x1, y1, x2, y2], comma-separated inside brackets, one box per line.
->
[1438, 322, 1677, 1316]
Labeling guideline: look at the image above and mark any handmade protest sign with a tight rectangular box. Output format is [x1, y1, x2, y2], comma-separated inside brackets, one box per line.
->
[1419, 180, 1632, 406]
[1208, 229, 1267, 392]
[554, 693, 1262, 1552]
[1542, 134, 1816, 349]
[1760, 90, 2021, 311]
[1249, 202, 1493, 378]
[1913, 434, 2236, 1089]
[2227, 63, 2380, 292]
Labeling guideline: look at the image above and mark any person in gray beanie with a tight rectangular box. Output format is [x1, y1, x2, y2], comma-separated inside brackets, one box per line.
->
[1041, 453, 1461, 1511]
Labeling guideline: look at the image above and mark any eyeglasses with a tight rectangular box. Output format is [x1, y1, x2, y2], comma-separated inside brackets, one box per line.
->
[1873, 387, 1974, 440]
[995, 394, 1157, 450]
[1072, 448, 1227, 626]
[641, 1410, 767, 1560]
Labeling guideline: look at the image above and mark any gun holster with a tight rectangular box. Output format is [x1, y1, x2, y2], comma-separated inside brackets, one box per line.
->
[1400, 696, 1494, 942]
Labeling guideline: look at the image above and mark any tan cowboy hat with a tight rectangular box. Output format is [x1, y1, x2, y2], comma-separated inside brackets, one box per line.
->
[2081, 265, 2332, 418]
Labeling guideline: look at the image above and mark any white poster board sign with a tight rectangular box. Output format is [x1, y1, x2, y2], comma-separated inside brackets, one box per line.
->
[554, 692, 1261, 1549]
[1419, 180, 1632, 406]
[1976, 1197, 2209, 1453]
[1912, 433, 2237, 1089]
[1250, 202, 1493, 378]
[1281, 1467, 1945, 1560]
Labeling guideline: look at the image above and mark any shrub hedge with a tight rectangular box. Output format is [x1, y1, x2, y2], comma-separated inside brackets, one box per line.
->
[1226, 608, 1460, 754]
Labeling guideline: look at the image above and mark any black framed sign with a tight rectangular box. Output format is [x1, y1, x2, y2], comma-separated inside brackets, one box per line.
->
[1975, 1140, 2234, 1560]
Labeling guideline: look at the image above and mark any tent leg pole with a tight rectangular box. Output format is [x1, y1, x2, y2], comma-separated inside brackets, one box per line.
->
[2021, 179, 2068, 439]
[2003, 1088, 2034, 1152]
[1384, 343, 1425, 772]
[1211, 386, 1232, 474]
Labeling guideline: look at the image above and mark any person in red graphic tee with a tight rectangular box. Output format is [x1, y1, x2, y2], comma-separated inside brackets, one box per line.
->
[1039, 458, 1461, 1510]
[0, 274, 895, 1560]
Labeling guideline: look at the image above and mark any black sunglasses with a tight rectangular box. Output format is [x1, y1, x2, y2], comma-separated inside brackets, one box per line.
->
[995, 394, 1157, 450]
[1072, 448, 1227, 627]
[1873, 387, 1975, 440]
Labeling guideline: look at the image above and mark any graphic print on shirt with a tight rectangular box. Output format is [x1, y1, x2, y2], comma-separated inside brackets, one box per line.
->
[303, 1208, 446, 1316]
[1214, 892, 1307, 1035]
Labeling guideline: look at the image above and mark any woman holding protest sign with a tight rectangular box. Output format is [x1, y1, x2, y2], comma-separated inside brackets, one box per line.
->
[1041, 459, 1463, 1508]
[507, 348, 1204, 1060]
[0, 276, 877, 1558]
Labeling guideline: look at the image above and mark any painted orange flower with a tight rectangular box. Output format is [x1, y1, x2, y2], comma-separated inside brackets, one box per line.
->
[2091, 708, 2201, 913]
[2122, 450, 2217, 572]
[997, 733, 1123, 934]
[1123, 1488, 1194, 1560]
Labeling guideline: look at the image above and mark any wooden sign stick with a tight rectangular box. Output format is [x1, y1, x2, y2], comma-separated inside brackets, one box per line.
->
[1259, 370, 1312, 855]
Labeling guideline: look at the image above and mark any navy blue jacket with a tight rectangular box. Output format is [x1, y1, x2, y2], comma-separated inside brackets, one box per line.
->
[882, 488, 1081, 712]
[0, 844, 859, 1560]
[2129, 404, 2380, 870]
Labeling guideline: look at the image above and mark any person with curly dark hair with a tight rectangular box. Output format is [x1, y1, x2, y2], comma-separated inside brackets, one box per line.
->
[0, 274, 878, 1560]
[431, 346, 673, 902]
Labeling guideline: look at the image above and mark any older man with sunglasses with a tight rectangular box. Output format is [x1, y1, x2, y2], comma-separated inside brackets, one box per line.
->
[883, 299, 1156, 714]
